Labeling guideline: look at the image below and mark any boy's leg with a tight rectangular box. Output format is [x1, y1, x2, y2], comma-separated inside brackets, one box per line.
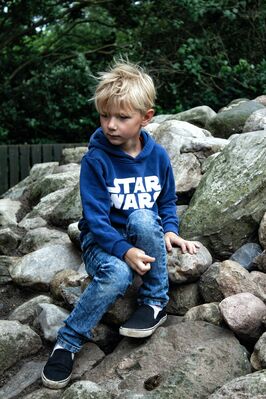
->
[42, 233, 134, 389]
[119, 209, 168, 338]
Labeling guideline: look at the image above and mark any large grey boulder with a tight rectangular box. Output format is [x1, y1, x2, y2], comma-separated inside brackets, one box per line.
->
[180, 131, 266, 259]
[0, 227, 21, 255]
[170, 105, 217, 129]
[0, 320, 42, 374]
[61, 381, 110, 399]
[29, 170, 80, 203]
[60, 146, 87, 164]
[9, 243, 81, 290]
[36, 303, 70, 341]
[206, 99, 264, 138]
[166, 282, 201, 315]
[184, 302, 223, 326]
[208, 370, 266, 399]
[18, 226, 70, 254]
[85, 322, 251, 398]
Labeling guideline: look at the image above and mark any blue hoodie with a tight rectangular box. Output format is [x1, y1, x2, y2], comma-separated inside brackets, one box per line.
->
[78, 128, 179, 260]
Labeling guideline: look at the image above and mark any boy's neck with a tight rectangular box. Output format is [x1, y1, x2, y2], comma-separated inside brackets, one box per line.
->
[121, 136, 143, 158]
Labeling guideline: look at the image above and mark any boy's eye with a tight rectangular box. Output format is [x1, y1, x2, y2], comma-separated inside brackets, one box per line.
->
[100, 114, 108, 118]
[119, 115, 130, 119]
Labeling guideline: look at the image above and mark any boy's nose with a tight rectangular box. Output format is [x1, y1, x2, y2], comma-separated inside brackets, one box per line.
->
[107, 117, 117, 130]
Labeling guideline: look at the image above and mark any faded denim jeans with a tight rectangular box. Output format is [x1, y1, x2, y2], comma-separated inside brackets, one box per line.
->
[57, 209, 169, 353]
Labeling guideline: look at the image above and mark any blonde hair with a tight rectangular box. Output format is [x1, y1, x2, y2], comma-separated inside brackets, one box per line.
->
[93, 60, 156, 115]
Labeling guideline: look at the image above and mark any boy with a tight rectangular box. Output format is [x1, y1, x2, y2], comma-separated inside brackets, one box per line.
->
[42, 61, 198, 389]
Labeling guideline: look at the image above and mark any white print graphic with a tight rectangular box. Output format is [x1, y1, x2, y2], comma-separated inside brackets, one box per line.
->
[107, 176, 161, 210]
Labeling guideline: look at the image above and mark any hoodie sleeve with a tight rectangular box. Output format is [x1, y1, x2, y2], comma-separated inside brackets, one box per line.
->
[80, 155, 133, 259]
[157, 155, 179, 235]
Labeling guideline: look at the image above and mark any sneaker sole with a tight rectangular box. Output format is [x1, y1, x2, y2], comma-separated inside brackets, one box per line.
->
[119, 315, 167, 338]
[41, 369, 72, 389]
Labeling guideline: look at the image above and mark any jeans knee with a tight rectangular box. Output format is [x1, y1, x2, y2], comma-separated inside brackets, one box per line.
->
[97, 261, 133, 296]
[127, 209, 161, 237]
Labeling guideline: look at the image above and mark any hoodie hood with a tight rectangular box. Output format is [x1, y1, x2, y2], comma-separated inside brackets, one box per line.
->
[88, 127, 155, 161]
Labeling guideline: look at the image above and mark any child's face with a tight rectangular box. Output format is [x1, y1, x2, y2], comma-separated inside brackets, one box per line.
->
[100, 106, 154, 152]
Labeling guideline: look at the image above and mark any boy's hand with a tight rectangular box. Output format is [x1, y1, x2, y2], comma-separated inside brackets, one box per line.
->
[124, 247, 155, 276]
[164, 232, 200, 254]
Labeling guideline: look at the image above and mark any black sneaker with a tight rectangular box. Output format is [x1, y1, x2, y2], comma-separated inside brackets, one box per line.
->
[41, 348, 74, 389]
[119, 304, 167, 338]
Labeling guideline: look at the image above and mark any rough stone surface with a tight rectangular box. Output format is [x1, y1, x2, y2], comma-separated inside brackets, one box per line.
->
[167, 242, 212, 284]
[180, 131, 266, 259]
[8, 294, 52, 324]
[243, 108, 266, 132]
[184, 302, 223, 326]
[259, 212, 266, 249]
[251, 332, 266, 370]
[20, 388, 62, 399]
[229, 242, 262, 270]
[170, 105, 217, 129]
[0, 198, 21, 227]
[36, 303, 70, 341]
[61, 381, 110, 399]
[85, 322, 251, 398]
[219, 293, 266, 341]
[208, 370, 266, 399]
[18, 226, 70, 254]
[0, 320, 42, 374]
[0, 227, 21, 255]
[60, 146, 87, 164]
[0, 360, 44, 399]
[250, 271, 266, 303]
[166, 282, 201, 315]
[9, 243, 81, 290]
[206, 99, 264, 138]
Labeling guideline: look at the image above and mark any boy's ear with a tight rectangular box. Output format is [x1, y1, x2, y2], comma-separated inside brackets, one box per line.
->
[141, 109, 154, 126]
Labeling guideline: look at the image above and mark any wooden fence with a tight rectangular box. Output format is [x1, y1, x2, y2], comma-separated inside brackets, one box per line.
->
[0, 143, 85, 196]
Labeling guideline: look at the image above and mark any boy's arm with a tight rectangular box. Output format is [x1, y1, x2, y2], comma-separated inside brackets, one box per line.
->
[80, 155, 133, 260]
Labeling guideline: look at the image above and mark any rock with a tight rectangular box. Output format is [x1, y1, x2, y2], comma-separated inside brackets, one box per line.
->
[29, 170, 80, 203]
[254, 94, 266, 106]
[0, 256, 17, 284]
[0, 198, 21, 227]
[92, 323, 121, 354]
[199, 262, 224, 303]
[206, 99, 264, 138]
[184, 302, 223, 326]
[9, 243, 81, 290]
[0, 320, 42, 374]
[180, 131, 266, 259]
[60, 146, 87, 164]
[36, 302, 70, 341]
[250, 271, 266, 303]
[167, 242, 212, 284]
[53, 162, 81, 174]
[250, 332, 266, 370]
[208, 370, 266, 399]
[1, 176, 31, 201]
[0, 360, 45, 399]
[68, 221, 81, 249]
[29, 162, 59, 181]
[171, 105, 217, 129]
[18, 226, 70, 254]
[18, 216, 47, 230]
[229, 242, 262, 270]
[61, 381, 109, 399]
[217, 260, 258, 297]
[219, 292, 266, 341]
[20, 388, 62, 399]
[253, 250, 266, 272]
[50, 269, 83, 300]
[86, 321, 251, 398]
[145, 122, 160, 135]
[166, 282, 201, 315]
[72, 342, 105, 380]
[243, 108, 266, 132]
[0, 227, 21, 255]
[259, 212, 266, 248]
[49, 183, 82, 228]
[8, 294, 52, 324]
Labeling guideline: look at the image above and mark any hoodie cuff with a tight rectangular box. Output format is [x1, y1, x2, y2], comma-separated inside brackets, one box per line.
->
[112, 240, 134, 261]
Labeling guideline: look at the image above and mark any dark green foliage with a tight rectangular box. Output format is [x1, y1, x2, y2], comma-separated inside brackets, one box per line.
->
[0, 0, 265, 143]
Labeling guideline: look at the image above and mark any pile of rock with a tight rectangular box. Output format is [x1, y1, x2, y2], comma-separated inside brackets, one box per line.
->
[0, 96, 266, 398]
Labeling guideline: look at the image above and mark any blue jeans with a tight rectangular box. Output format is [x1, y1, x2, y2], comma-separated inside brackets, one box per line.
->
[57, 209, 169, 353]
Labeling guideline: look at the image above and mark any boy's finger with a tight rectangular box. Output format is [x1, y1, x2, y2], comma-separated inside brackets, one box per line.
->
[165, 237, 172, 252]
[143, 255, 156, 262]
